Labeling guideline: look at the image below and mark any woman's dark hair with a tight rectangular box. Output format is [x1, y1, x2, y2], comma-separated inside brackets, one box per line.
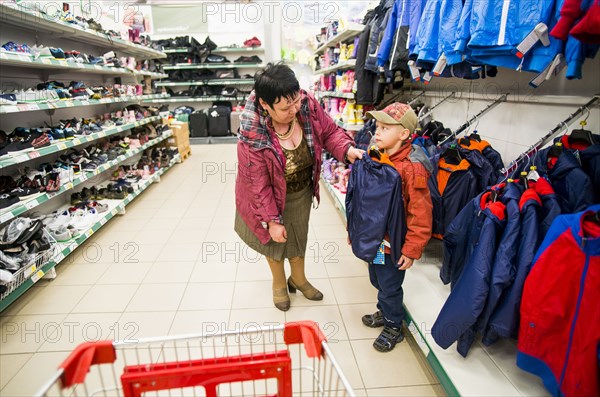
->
[254, 62, 300, 108]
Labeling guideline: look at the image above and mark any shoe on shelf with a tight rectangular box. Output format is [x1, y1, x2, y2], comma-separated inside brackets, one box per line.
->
[243, 37, 261, 48]
[0, 93, 17, 105]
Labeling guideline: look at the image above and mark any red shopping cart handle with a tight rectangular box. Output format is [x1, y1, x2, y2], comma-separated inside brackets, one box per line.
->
[284, 321, 326, 358]
[59, 340, 116, 388]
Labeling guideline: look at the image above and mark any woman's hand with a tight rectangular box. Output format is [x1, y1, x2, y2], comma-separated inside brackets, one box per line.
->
[268, 222, 287, 243]
[346, 147, 365, 164]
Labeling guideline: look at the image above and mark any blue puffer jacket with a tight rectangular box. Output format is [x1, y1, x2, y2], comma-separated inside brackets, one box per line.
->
[483, 179, 560, 344]
[439, 0, 467, 65]
[454, 0, 474, 64]
[346, 155, 406, 264]
[378, 0, 409, 69]
[365, 0, 395, 73]
[432, 191, 507, 356]
[477, 182, 523, 335]
[408, 0, 427, 56]
[412, 0, 443, 65]
[465, 0, 557, 71]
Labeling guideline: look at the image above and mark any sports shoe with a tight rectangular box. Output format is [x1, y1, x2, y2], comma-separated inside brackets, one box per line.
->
[31, 45, 53, 59]
[373, 326, 404, 352]
[362, 311, 385, 328]
[243, 37, 261, 47]
[0, 94, 17, 105]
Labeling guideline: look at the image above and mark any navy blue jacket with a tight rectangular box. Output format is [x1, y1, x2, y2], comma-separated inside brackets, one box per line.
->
[432, 192, 507, 356]
[365, 0, 395, 73]
[483, 181, 561, 344]
[547, 150, 595, 213]
[459, 145, 495, 192]
[346, 155, 406, 264]
[477, 182, 523, 335]
[578, 144, 600, 203]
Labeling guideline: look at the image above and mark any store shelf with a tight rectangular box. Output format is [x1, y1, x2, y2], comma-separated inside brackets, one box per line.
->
[0, 94, 170, 115]
[214, 46, 265, 53]
[0, 116, 162, 168]
[318, 178, 550, 397]
[133, 70, 169, 79]
[0, 153, 180, 312]
[156, 79, 255, 87]
[315, 91, 355, 99]
[314, 59, 356, 75]
[143, 95, 248, 104]
[336, 119, 363, 131]
[163, 48, 193, 54]
[0, 3, 166, 59]
[163, 63, 264, 70]
[0, 131, 172, 226]
[314, 23, 364, 54]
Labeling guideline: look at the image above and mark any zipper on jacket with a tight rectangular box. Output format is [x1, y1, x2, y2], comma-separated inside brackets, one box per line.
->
[390, 0, 406, 67]
[498, 0, 511, 45]
[558, 249, 591, 389]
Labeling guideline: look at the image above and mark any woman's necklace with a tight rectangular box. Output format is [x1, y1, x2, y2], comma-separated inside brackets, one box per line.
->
[274, 117, 296, 141]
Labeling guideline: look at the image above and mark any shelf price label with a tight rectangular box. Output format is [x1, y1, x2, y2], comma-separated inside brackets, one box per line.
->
[41, 58, 53, 65]
[85, 229, 94, 238]
[100, 217, 108, 225]
[28, 151, 40, 159]
[58, 143, 68, 150]
[16, 155, 30, 163]
[31, 269, 45, 283]
[65, 182, 74, 190]
[72, 139, 81, 145]
[24, 264, 37, 279]
[54, 252, 65, 263]
[111, 209, 118, 216]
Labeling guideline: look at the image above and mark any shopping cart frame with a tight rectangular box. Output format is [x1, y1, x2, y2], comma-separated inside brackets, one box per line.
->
[36, 321, 356, 397]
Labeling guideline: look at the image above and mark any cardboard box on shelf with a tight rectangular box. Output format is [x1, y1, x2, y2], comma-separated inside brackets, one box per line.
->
[165, 121, 191, 159]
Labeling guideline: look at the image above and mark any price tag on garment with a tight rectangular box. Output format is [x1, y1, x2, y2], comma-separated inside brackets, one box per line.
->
[17, 104, 32, 111]
[85, 229, 94, 238]
[408, 61, 421, 81]
[31, 269, 45, 283]
[58, 143, 67, 150]
[422, 71, 433, 85]
[24, 264, 37, 279]
[28, 151, 40, 159]
[432, 53, 447, 76]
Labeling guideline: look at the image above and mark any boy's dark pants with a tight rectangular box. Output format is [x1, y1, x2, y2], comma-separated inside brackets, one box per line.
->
[368, 254, 406, 328]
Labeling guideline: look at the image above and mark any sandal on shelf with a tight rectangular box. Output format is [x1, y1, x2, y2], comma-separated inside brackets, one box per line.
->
[373, 326, 404, 352]
[362, 310, 384, 328]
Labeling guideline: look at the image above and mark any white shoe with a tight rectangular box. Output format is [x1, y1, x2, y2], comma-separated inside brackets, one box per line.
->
[31, 45, 53, 59]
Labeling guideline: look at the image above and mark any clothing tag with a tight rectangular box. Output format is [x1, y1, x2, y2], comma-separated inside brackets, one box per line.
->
[408, 61, 420, 81]
[372, 242, 386, 265]
[422, 71, 433, 85]
[433, 53, 447, 76]
[515, 23, 548, 58]
[546, 54, 566, 79]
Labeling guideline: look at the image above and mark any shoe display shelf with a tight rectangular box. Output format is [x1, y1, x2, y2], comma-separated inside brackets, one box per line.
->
[143, 94, 249, 104]
[315, 91, 355, 100]
[314, 23, 364, 55]
[0, 2, 166, 60]
[0, 116, 162, 168]
[314, 59, 357, 75]
[163, 63, 264, 71]
[156, 78, 255, 87]
[164, 47, 264, 54]
[0, 131, 173, 226]
[0, 95, 170, 115]
[335, 119, 363, 132]
[319, 176, 549, 397]
[0, 153, 181, 312]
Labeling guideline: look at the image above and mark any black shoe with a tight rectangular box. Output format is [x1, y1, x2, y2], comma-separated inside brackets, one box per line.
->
[362, 311, 384, 328]
[373, 326, 404, 352]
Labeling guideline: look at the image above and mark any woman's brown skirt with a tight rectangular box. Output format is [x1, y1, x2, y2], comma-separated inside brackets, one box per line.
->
[235, 184, 312, 261]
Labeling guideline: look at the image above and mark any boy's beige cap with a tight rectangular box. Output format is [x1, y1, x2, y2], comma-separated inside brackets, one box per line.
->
[366, 103, 418, 133]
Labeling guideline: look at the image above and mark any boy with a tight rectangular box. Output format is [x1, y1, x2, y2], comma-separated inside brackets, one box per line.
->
[362, 103, 433, 352]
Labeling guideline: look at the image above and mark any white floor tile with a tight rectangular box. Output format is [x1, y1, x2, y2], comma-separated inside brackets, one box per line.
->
[97, 262, 153, 285]
[157, 243, 203, 262]
[330, 277, 377, 305]
[17, 285, 91, 315]
[366, 384, 446, 396]
[325, 255, 369, 278]
[285, 305, 349, 341]
[51, 262, 110, 286]
[125, 283, 187, 312]
[0, 354, 32, 389]
[190, 260, 238, 283]
[338, 303, 382, 341]
[169, 310, 230, 336]
[72, 284, 139, 313]
[229, 308, 285, 331]
[0, 314, 68, 354]
[117, 311, 176, 339]
[1, 351, 69, 396]
[179, 283, 235, 311]
[144, 261, 195, 283]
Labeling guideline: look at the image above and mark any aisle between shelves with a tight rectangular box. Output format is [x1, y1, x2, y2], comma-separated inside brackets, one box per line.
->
[0, 154, 181, 312]
[0, 130, 172, 226]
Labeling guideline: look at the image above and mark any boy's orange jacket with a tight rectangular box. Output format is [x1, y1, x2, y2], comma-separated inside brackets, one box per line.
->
[374, 144, 433, 260]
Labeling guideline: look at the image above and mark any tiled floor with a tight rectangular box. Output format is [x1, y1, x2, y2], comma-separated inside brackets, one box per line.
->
[0, 144, 445, 397]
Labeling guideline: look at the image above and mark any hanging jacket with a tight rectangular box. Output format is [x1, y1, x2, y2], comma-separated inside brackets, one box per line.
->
[466, 0, 557, 72]
[432, 191, 507, 357]
[550, 0, 588, 40]
[412, 0, 443, 66]
[559, 133, 600, 202]
[346, 155, 406, 264]
[477, 182, 523, 335]
[570, 0, 600, 44]
[458, 139, 496, 191]
[546, 149, 595, 213]
[236, 90, 353, 244]
[378, 0, 410, 71]
[441, 191, 487, 286]
[430, 157, 479, 237]
[438, 0, 467, 65]
[564, 34, 600, 79]
[355, 17, 379, 105]
[454, 0, 474, 64]
[408, 0, 428, 56]
[523, 0, 567, 74]
[517, 204, 600, 397]
[365, 0, 395, 73]
[483, 178, 561, 344]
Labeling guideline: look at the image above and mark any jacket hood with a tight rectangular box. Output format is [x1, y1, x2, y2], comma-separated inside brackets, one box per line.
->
[548, 151, 582, 178]
[501, 181, 523, 202]
[530, 177, 555, 196]
[409, 144, 434, 173]
[572, 204, 600, 255]
[519, 188, 542, 212]
[480, 191, 507, 221]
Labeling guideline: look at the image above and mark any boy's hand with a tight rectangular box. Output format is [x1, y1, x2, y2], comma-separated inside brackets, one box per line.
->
[268, 222, 287, 243]
[398, 255, 414, 270]
[346, 147, 365, 163]
[347, 235, 351, 245]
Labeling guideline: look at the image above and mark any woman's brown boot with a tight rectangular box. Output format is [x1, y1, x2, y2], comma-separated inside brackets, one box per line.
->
[273, 288, 291, 311]
[287, 277, 323, 301]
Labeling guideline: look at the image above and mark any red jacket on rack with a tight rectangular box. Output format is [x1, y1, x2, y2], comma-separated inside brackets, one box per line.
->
[517, 204, 600, 397]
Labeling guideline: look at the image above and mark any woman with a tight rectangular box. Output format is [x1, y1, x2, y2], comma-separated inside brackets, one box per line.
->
[235, 63, 364, 311]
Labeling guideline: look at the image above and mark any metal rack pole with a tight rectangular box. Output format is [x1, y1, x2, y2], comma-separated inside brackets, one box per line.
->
[418, 92, 456, 121]
[501, 94, 600, 176]
[438, 93, 509, 146]
[408, 91, 426, 106]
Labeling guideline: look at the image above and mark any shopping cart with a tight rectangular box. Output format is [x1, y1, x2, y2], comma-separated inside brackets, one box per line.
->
[36, 321, 356, 397]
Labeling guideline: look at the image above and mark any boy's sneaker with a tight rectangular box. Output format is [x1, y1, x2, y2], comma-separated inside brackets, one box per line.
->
[373, 326, 404, 352]
[362, 311, 384, 328]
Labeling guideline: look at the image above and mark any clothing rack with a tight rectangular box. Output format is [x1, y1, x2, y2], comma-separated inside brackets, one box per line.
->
[418, 92, 456, 121]
[438, 93, 509, 146]
[408, 91, 426, 106]
[501, 94, 600, 176]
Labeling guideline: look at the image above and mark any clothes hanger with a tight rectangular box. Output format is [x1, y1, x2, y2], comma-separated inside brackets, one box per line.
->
[469, 115, 482, 142]
[548, 122, 567, 158]
[442, 143, 462, 165]
[526, 147, 540, 181]
[569, 107, 595, 146]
